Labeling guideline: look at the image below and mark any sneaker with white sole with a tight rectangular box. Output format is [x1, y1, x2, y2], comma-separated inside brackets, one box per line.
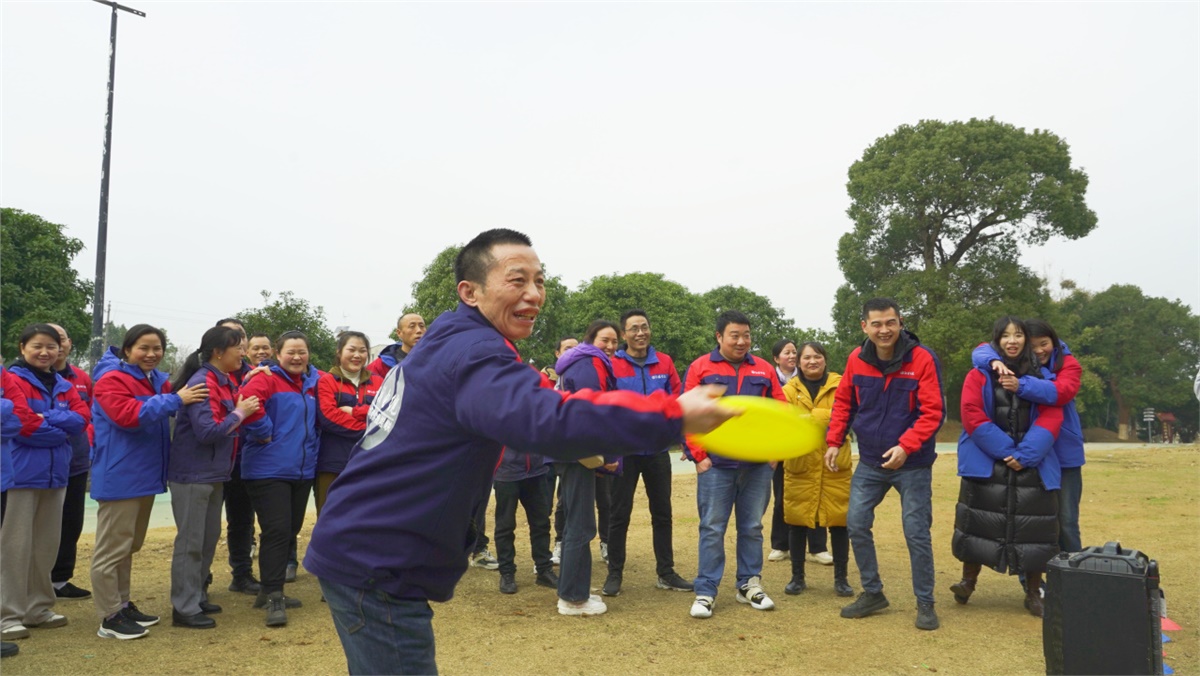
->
[121, 603, 159, 627]
[470, 550, 499, 570]
[557, 594, 607, 616]
[690, 595, 714, 618]
[599, 542, 609, 563]
[767, 549, 789, 562]
[0, 625, 29, 641]
[807, 551, 834, 565]
[736, 576, 775, 610]
[97, 612, 147, 640]
[551, 542, 562, 565]
[27, 614, 68, 630]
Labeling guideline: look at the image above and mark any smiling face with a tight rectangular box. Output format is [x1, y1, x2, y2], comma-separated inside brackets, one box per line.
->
[397, 314, 426, 352]
[20, 332, 61, 372]
[213, 346, 244, 374]
[338, 336, 369, 374]
[1030, 336, 1055, 366]
[1000, 323, 1026, 359]
[862, 308, 901, 352]
[457, 243, 545, 343]
[798, 345, 826, 380]
[125, 334, 164, 374]
[276, 338, 310, 376]
[622, 314, 651, 355]
[592, 327, 620, 358]
[247, 336, 274, 365]
[774, 342, 797, 373]
[220, 322, 248, 359]
[716, 323, 751, 363]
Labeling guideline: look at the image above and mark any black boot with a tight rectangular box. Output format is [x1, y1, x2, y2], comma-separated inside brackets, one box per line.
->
[1024, 572, 1045, 617]
[950, 562, 982, 605]
[833, 560, 854, 597]
[784, 557, 806, 595]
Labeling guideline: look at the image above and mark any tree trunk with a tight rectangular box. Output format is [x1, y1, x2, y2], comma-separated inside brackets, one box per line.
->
[1111, 379, 1131, 441]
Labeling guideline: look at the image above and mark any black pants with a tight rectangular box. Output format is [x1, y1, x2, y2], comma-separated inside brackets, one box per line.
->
[52, 471, 88, 583]
[245, 478, 312, 594]
[789, 525, 849, 577]
[607, 453, 675, 577]
[225, 462, 257, 580]
[493, 474, 553, 576]
[469, 489, 491, 555]
[770, 464, 828, 554]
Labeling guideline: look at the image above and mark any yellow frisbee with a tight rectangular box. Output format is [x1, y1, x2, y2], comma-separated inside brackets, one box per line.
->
[690, 395, 826, 462]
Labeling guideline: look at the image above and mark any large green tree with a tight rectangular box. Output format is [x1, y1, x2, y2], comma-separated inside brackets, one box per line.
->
[1, 208, 93, 361]
[570, 272, 711, 372]
[1060, 285, 1199, 439]
[832, 118, 1097, 413]
[235, 291, 337, 370]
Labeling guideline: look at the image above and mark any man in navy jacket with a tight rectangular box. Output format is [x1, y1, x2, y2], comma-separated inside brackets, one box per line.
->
[305, 229, 733, 676]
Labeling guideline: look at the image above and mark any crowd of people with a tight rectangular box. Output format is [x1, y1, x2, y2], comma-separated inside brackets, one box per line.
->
[0, 229, 1088, 675]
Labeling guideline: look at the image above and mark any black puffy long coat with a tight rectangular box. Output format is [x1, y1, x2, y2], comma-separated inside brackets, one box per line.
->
[951, 375, 1059, 575]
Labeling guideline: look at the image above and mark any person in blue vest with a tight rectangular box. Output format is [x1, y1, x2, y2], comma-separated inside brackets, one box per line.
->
[305, 229, 733, 675]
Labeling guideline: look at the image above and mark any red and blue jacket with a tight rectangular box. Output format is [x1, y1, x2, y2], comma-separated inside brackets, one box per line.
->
[91, 347, 179, 501]
[972, 341, 1085, 469]
[555, 343, 622, 474]
[958, 367, 1064, 489]
[1, 367, 24, 492]
[6, 362, 89, 490]
[59, 363, 93, 477]
[239, 362, 321, 481]
[168, 364, 247, 484]
[682, 349, 786, 469]
[826, 331, 945, 469]
[612, 346, 682, 457]
[315, 368, 381, 475]
[366, 343, 409, 381]
[305, 303, 685, 603]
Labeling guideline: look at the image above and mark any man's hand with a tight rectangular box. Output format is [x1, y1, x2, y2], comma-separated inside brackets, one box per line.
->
[679, 384, 735, 435]
[695, 457, 712, 474]
[880, 445, 908, 470]
[243, 365, 271, 382]
[824, 447, 841, 472]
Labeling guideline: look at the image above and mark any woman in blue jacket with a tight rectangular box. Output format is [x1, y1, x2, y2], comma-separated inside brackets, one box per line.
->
[167, 326, 260, 629]
[1, 325, 90, 642]
[238, 331, 322, 628]
[553, 320, 621, 616]
[91, 325, 208, 641]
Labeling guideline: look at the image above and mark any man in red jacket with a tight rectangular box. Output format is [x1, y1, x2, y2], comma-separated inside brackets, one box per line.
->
[825, 298, 945, 631]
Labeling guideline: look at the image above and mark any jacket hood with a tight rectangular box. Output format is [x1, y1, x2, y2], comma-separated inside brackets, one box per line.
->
[92, 345, 169, 389]
[379, 342, 410, 367]
[556, 343, 610, 374]
[859, 329, 920, 375]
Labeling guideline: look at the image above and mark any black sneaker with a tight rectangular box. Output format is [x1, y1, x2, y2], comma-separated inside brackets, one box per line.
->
[98, 612, 147, 640]
[264, 593, 288, 627]
[834, 579, 855, 597]
[784, 577, 807, 595]
[54, 582, 92, 599]
[916, 602, 939, 630]
[499, 573, 518, 594]
[122, 603, 159, 627]
[601, 572, 622, 597]
[535, 570, 559, 589]
[254, 592, 302, 609]
[285, 563, 297, 583]
[840, 591, 889, 619]
[655, 572, 694, 592]
[1, 642, 18, 657]
[228, 576, 261, 595]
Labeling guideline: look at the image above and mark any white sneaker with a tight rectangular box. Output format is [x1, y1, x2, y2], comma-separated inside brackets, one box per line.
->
[807, 551, 834, 565]
[690, 595, 714, 619]
[470, 550, 500, 570]
[736, 576, 775, 610]
[551, 542, 562, 565]
[767, 549, 789, 562]
[600, 542, 609, 563]
[557, 594, 607, 616]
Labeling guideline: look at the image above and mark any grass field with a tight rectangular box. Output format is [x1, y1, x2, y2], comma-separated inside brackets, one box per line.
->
[5, 444, 1196, 675]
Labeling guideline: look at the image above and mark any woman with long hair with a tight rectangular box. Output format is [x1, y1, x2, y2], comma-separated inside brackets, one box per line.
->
[1, 325, 90, 641]
[315, 331, 380, 513]
[781, 341, 854, 597]
[91, 324, 207, 640]
[952, 316, 1063, 617]
[238, 331, 322, 627]
[167, 326, 260, 629]
[552, 320, 620, 616]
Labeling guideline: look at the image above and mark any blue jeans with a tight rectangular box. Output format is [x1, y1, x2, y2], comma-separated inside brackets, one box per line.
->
[320, 578, 438, 676]
[846, 462, 936, 605]
[694, 463, 772, 598]
[557, 462, 597, 602]
[1058, 467, 1083, 552]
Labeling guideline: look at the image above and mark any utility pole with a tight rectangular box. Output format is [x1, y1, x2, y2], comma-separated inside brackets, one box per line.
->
[88, 0, 146, 364]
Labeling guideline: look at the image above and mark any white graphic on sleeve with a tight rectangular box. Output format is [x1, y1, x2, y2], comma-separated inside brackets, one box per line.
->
[360, 366, 405, 451]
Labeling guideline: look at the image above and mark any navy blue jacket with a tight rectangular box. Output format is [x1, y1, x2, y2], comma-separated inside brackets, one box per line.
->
[305, 303, 685, 603]
[59, 363, 93, 476]
[168, 364, 245, 484]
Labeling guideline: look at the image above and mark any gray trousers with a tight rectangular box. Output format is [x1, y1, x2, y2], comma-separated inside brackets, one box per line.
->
[169, 482, 224, 616]
[1, 488, 66, 629]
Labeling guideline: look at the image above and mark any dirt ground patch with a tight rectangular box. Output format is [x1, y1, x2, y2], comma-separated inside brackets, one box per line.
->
[6, 446, 1197, 675]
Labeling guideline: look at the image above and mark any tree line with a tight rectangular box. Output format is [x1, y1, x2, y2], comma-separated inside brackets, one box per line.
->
[3, 117, 1196, 438]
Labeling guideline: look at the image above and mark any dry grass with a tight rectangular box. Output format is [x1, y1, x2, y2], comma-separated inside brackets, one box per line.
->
[6, 445, 1197, 675]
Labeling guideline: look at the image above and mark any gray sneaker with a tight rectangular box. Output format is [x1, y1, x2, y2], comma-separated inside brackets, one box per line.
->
[470, 550, 500, 570]
[264, 592, 287, 627]
[840, 591, 890, 618]
[916, 602, 939, 630]
[656, 572, 694, 592]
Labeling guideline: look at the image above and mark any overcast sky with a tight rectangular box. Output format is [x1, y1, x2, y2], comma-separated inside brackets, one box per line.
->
[3, 1, 1196, 354]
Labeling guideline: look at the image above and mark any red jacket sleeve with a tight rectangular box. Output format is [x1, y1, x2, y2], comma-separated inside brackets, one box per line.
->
[664, 355, 682, 396]
[825, 351, 859, 449]
[897, 349, 946, 454]
[93, 374, 145, 429]
[960, 369, 992, 435]
[681, 359, 707, 463]
[317, 373, 366, 436]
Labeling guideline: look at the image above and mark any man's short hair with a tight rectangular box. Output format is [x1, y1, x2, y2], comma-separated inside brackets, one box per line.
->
[620, 309, 648, 330]
[715, 310, 751, 336]
[248, 331, 271, 341]
[396, 312, 422, 327]
[215, 317, 244, 329]
[861, 297, 901, 320]
[454, 229, 534, 285]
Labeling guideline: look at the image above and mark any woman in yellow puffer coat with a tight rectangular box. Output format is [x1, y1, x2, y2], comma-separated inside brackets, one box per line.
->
[781, 342, 854, 597]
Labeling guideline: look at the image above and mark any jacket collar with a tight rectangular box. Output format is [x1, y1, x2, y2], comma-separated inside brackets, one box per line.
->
[708, 348, 758, 366]
[615, 346, 659, 365]
[200, 362, 233, 388]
